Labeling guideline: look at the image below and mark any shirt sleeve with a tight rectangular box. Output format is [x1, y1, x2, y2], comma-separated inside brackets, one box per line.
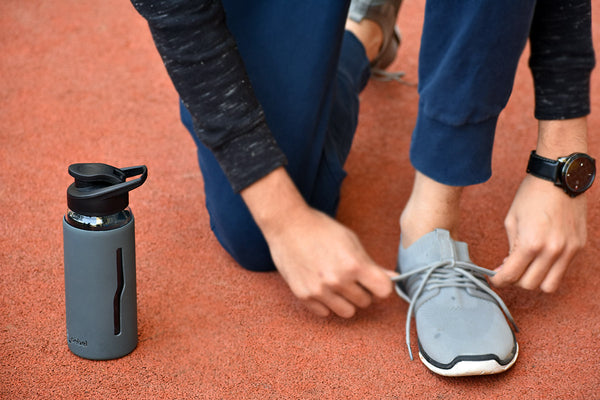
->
[529, 0, 596, 120]
[131, 0, 287, 192]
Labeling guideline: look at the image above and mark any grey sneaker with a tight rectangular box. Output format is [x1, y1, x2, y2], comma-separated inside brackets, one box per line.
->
[392, 229, 519, 377]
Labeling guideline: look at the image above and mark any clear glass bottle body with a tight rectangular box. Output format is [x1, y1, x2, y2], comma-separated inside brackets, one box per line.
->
[65, 207, 132, 231]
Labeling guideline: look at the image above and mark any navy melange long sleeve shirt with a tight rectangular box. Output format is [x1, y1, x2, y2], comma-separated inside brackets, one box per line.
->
[131, 0, 287, 193]
[131, 0, 594, 192]
[529, 0, 595, 120]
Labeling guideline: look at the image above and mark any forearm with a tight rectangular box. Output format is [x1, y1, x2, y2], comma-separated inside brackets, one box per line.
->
[131, 0, 286, 192]
[535, 118, 588, 159]
[529, 0, 595, 120]
[240, 167, 309, 238]
[528, 0, 594, 184]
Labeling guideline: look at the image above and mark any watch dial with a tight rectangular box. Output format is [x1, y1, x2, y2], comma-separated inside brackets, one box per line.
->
[563, 156, 595, 193]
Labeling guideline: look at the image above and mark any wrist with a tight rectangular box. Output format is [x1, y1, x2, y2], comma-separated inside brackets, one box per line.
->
[526, 151, 596, 198]
[240, 167, 310, 237]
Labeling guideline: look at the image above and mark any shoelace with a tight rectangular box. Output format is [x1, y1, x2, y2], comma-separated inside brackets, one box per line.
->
[371, 68, 417, 86]
[391, 260, 519, 360]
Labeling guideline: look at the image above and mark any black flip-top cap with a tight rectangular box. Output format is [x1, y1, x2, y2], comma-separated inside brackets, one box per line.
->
[67, 163, 147, 216]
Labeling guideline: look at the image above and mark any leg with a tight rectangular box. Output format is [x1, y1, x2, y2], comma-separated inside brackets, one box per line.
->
[402, 0, 537, 244]
[394, 0, 539, 377]
[181, 1, 371, 271]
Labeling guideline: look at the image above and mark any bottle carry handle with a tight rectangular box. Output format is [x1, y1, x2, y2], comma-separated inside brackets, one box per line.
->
[69, 164, 148, 201]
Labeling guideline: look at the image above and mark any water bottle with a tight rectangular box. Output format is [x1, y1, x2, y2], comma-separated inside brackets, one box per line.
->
[63, 163, 147, 360]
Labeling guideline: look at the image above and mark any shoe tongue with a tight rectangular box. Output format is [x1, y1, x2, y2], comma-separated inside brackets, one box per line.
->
[399, 229, 471, 273]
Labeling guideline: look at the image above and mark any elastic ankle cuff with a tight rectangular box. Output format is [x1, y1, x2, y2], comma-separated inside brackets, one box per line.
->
[410, 111, 498, 186]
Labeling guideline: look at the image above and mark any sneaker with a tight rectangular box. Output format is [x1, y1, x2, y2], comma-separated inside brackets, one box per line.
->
[392, 229, 519, 376]
[348, 0, 403, 70]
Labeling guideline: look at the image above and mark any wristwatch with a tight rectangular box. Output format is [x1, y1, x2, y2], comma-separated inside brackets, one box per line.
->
[526, 150, 596, 197]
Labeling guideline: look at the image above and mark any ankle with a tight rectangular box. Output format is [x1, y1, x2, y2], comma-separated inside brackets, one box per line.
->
[345, 19, 383, 62]
[400, 208, 460, 249]
[400, 172, 463, 248]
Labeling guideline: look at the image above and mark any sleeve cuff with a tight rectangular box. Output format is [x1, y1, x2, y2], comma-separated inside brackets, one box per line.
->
[531, 68, 593, 120]
[212, 121, 288, 193]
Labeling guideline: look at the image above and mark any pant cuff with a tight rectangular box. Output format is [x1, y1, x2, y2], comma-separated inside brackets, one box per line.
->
[410, 111, 498, 186]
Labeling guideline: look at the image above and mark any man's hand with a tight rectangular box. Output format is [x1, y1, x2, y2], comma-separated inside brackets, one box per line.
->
[241, 167, 393, 318]
[266, 207, 394, 318]
[490, 174, 587, 292]
[491, 118, 589, 292]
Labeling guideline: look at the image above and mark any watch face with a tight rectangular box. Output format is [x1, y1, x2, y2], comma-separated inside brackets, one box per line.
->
[562, 154, 596, 194]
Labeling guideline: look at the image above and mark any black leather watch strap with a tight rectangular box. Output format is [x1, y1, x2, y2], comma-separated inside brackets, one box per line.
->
[526, 151, 560, 184]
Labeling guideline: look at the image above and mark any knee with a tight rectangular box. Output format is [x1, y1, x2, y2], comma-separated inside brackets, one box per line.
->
[208, 203, 276, 272]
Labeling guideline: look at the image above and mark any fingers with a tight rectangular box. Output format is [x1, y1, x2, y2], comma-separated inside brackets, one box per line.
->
[305, 296, 358, 319]
[337, 281, 374, 309]
[295, 262, 394, 319]
[322, 292, 362, 319]
[539, 239, 582, 292]
[304, 299, 331, 318]
[356, 263, 395, 299]
[383, 269, 400, 280]
[317, 267, 393, 319]
[490, 247, 534, 288]
[515, 247, 560, 290]
[491, 237, 581, 292]
[539, 251, 572, 293]
[300, 286, 365, 319]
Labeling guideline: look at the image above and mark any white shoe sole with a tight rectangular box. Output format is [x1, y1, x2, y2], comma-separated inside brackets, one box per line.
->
[419, 344, 519, 377]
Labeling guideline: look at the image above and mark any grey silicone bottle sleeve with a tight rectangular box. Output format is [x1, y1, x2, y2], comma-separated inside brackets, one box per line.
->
[63, 218, 137, 360]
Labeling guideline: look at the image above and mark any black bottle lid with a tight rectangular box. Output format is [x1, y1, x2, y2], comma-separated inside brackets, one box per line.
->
[67, 163, 148, 216]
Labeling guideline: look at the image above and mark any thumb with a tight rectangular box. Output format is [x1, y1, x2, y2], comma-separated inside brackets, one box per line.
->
[358, 265, 396, 299]
[384, 269, 400, 280]
[490, 248, 532, 288]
